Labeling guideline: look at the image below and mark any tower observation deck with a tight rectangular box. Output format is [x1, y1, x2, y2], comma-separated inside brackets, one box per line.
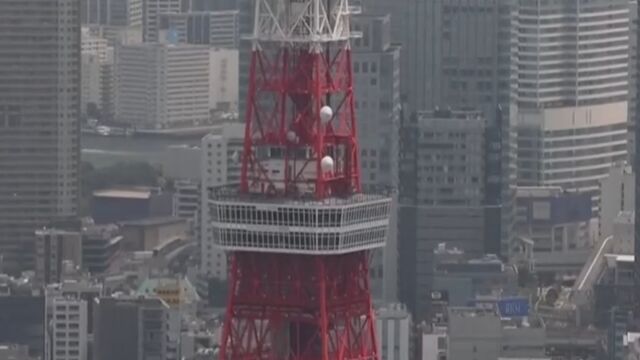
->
[212, 0, 391, 358]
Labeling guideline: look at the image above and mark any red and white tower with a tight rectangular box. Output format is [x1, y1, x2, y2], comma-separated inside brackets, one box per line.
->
[211, 0, 391, 358]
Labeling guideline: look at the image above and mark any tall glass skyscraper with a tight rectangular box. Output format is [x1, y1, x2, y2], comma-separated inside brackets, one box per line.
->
[0, 0, 81, 273]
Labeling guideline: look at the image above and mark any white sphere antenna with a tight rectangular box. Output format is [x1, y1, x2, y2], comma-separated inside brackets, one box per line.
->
[320, 156, 334, 173]
[286, 130, 297, 143]
[320, 106, 333, 125]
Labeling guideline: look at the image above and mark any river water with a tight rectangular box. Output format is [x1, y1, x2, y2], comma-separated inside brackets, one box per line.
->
[82, 133, 204, 168]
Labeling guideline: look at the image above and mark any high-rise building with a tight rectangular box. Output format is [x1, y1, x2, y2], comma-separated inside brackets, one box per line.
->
[352, 14, 400, 193]
[114, 43, 210, 128]
[142, 0, 182, 42]
[82, 0, 143, 27]
[399, 109, 489, 320]
[516, 0, 630, 215]
[0, 0, 81, 273]
[81, 27, 115, 119]
[383, 0, 518, 260]
[628, 2, 638, 166]
[158, 10, 240, 48]
[199, 123, 243, 280]
[352, 13, 401, 303]
[237, 0, 253, 123]
[365, 0, 517, 116]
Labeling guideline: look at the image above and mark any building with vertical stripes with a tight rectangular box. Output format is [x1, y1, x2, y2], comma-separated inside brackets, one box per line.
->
[516, 0, 630, 216]
[0, 0, 81, 273]
[375, 303, 412, 360]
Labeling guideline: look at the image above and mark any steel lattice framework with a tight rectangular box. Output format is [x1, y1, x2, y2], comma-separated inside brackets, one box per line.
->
[239, 0, 361, 199]
[217, 0, 386, 358]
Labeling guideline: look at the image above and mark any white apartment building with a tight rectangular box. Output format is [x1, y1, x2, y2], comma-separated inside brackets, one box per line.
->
[200, 123, 244, 279]
[45, 280, 102, 360]
[49, 298, 88, 360]
[115, 43, 210, 128]
[375, 304, 412, 360]
[516, 0, 630, 214]
[209, 48, 238, 112]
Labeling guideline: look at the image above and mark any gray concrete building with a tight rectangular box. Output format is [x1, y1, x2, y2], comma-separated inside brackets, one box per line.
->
[399, 109, 489, 320]
[515, 186, 593, 280]
[0, 0, 81, 273]
[402, 0, 519, 259]
[352, 13, 401, 303]
[158, 10, 239, 48]
[447, 307, 546, 360]
[82, 0, 143, 27]
[93, 296, 179, 360]
[35, 228, 83, 286]
[237, 0, 252, 124]
[432, 244, 518, 308]
[365, 0, 517, 117]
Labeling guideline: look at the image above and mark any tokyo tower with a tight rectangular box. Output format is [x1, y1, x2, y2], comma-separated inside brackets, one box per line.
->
[211, 0, 392, 358]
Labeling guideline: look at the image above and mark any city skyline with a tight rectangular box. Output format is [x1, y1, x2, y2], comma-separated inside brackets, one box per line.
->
[1, 0, 640, 359]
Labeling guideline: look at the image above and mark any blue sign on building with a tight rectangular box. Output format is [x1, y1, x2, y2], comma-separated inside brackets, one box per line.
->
[497, 297, 529, 317]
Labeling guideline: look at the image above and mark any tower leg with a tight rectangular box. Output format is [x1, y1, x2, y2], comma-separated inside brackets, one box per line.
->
[219, 252, 379, 360]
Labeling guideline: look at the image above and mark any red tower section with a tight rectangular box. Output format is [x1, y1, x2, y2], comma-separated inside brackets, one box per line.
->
[213, 0, 391, 359]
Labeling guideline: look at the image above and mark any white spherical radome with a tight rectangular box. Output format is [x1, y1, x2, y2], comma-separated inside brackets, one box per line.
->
[286, 130, 297, 143]
[319, 106, 333, 124]
[320, 156, 334, 173]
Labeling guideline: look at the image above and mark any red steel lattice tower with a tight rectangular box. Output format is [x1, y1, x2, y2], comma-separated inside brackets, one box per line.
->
[212, 0, 392, 358]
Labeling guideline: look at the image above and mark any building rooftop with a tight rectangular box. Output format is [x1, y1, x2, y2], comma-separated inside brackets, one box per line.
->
[136, 277, 200, 304]
[120, 216, 185, 227]
[605, 254, 634, 263]
[93, 188, 152, 200]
